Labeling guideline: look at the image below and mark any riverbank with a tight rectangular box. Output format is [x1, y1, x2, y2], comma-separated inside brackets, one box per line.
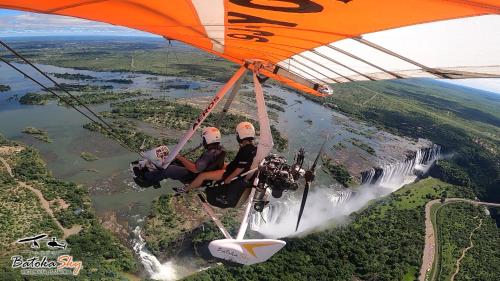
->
[0, 58, 448, 279]
[0, 134, 138, 279]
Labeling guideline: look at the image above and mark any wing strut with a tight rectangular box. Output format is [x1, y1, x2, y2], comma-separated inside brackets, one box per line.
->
[353, 37, 451, 79]
[184, 72, 245, 156]
[199, 63, 285, 265]
[326, 45, 403, 79]
[215, 73, 245, 127]
[162, 66, 247, 168]
[198, 194, 232, 239]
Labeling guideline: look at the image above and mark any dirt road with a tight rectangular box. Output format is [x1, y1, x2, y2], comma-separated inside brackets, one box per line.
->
[419, 198, 500, 281]
[419, 199, 440, 281]
[450, 218, 483, 281]
[1, 154, 82, 239]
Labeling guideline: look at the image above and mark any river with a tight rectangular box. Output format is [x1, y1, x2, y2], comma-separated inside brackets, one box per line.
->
[0, 61, 433, 279]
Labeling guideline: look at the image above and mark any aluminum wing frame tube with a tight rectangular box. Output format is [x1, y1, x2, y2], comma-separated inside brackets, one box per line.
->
[198, 195, 233, 239]
[236, 181, 257, 240]
[236, 71, 274, 240]
[250, 69, 274, 171]
[216, 73, 245, 127]
[162, 66, 247, 168]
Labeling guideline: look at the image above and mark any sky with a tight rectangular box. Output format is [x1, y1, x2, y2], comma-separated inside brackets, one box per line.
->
[0, 9, 156, 37]
[0, 8, 499, 94]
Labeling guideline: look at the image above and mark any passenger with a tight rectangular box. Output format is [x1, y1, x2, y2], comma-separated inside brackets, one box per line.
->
[133, 127, 225, 188]
[174, 121, 257, 194]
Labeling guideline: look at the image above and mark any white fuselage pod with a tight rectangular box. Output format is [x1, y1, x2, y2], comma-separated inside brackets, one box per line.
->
[141, 145, 170, 168]
[209, 239, 286, 265]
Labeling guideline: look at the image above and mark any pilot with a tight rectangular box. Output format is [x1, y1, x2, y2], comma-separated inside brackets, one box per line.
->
[174, 121, 257, 194]
[134, 127, 226, 188]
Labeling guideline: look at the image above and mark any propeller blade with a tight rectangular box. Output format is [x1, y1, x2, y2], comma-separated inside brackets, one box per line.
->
[295, 136, 328, 232]
[310, 136, 328, 171]
[295, 181, 310, 231]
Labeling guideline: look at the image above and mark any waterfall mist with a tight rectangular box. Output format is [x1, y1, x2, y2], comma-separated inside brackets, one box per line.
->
[132, 226, 179, 281]
[250, 145, 441, 238]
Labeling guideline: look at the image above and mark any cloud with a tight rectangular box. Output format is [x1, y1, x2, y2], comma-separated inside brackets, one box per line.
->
[0, 10, 155, 36]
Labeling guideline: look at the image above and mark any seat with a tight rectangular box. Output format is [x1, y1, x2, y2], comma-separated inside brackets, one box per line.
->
[205, 178, 251, 208]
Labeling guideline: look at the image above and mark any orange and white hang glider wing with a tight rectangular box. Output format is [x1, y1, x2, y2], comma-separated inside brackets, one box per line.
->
[1, 0, 499, 95]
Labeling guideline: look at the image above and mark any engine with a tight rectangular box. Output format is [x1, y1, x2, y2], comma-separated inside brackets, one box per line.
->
[259, 154, 303, 198]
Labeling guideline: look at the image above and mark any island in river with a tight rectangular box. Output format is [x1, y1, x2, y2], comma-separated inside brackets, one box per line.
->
[0, 36, 498, 281]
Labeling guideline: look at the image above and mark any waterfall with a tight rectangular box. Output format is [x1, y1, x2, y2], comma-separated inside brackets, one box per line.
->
[249, 187, 354, 238]
[132, 226, 178, 281]
[250, 145, 441, 238]
[361, 144, 441, 189]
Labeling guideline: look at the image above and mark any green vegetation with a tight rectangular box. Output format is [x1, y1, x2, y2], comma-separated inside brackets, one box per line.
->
[0, 134, 138, 279]
[144, 194, 181, 256]
[63, 90, 144, 105]
[266, 102, 285, 112]
[350, 138, 376, 155]
[53, 72, 95, 80]
[19, 92, 51, 105]
[333, 142, 346, 150]
[105, 98, 249, 134]
[101, 98, 288, 151]
[240, 91, 288, 105]
[84, 119, 176, 151]
[5, 38, 498, 280]
[80, 152, 99, 161]
[270, 125, 288, 152]
[434, 203, 500, 281]
[105, 78, 133, 84]
[22, 126, 52, 143]
[305, 80, 499, 203]
[187, 178, 476, 281]
[47, 83, 113, 91]
[322, 155, 353, 187]
[67, 224, 137, 276]
[144, 193, 240, 259]
[1, 38, 238, 82]
[0, 84, 10, 92]
[20, 90, 144, 106]
[265, 94, 287, 105]
[429, 160, 471, 187]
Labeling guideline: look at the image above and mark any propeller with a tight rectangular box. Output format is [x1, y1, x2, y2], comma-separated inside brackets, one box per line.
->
[295, 136, 328, 232]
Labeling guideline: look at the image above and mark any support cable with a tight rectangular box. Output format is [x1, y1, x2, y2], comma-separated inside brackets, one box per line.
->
[0, 56, 143, 156]
[0, 40, 120, 135]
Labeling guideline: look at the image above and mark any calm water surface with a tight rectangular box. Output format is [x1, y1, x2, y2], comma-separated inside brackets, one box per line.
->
[0, 62, 425, 227]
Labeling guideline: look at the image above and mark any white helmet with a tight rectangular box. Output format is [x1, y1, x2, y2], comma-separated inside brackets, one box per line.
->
[201, 127, 221, 145]
[236, 121, 255, 142]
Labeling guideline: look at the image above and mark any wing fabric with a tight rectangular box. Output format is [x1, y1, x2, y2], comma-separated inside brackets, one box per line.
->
[1, 0, 499, 95]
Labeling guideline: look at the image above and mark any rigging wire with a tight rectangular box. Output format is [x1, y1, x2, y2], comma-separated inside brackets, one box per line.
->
[0, 40, 121, 136]
[0, 56, 143, 157]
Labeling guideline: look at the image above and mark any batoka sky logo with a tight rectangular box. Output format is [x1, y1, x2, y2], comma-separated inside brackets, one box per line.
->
[12, 233, 82, 276]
